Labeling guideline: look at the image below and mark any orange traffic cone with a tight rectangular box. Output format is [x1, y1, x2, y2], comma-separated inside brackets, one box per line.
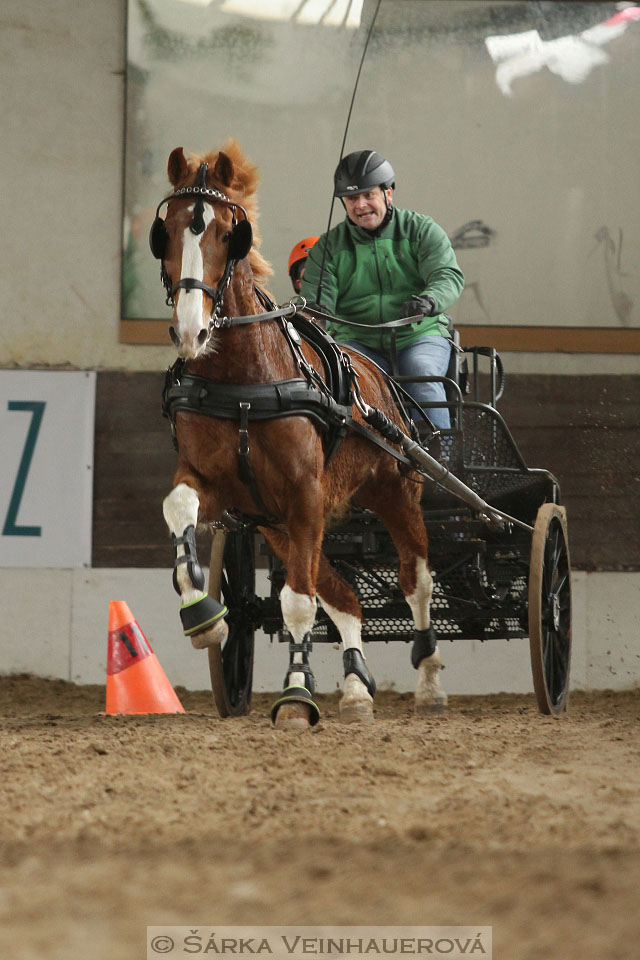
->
[105, 601, 185, 715]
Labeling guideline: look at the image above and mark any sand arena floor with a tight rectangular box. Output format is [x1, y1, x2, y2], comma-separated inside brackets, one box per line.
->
[0, 676, 639, 960]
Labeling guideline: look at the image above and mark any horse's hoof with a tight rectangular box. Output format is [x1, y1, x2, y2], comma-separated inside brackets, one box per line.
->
[190, 618, 229, 649]
[273, 702, 313, 730]
[339, 699, 374, 724]
[414, 646, 447, 714]
[415, 697, 447, 716]
[340, 673, 374, 723]
[271, 687, 320, 729]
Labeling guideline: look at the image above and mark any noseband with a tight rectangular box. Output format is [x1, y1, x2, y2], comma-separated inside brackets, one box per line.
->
[149, 162, 254, 331]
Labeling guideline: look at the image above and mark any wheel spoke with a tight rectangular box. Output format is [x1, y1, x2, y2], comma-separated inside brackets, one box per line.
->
[549, 526, 562, 578]
[543, 628, 555, 692]
[550, 571, 568, 601]
[553, 637, 568, 700]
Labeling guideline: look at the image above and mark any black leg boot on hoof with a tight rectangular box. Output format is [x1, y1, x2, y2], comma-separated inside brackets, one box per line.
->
[411, 625, 438, 669]
[412, 626, 448, 714]
[180, 593, 228, 648]
[270, 684, 320, 727]
[270, 635, 320, 728]
[340, 648, 376, 723]
[172, 525, 228, 647]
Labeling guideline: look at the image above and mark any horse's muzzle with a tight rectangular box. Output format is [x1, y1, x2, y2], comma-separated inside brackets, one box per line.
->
[169, 324, 210, 358]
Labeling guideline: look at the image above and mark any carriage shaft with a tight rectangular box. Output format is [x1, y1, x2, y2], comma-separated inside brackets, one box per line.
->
[401, 438, 534, 533]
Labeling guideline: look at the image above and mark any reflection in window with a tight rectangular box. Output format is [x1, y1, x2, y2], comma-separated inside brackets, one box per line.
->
[486, 4, 640, 95]
[123, 0, 639, 343]
[220, 0, 364, 28]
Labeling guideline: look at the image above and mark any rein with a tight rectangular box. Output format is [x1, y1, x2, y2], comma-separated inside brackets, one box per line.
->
[302, 304, 430, 331]
[210, 297, 301, 329]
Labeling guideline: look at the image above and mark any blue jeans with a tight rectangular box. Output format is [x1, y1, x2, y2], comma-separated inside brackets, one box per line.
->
[344, 336, 452, 430]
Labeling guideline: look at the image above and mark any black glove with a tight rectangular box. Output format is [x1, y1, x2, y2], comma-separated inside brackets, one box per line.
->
[400, 295, 436, 319]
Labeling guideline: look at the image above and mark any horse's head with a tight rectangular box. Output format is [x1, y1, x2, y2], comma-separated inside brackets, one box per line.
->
[150, 140, 272, 359]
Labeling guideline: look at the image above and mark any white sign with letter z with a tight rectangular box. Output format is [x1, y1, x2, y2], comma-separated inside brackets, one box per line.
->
[0, 371, 96, 567]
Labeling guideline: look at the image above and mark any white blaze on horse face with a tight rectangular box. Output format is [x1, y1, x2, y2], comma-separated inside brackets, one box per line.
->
[175, 204, 216, 357]
[405, 558, 433, 630]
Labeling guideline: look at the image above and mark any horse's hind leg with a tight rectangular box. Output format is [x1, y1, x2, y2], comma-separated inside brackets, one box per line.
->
[402, 554, 448, 714]
[316, 556, 376, 723]
[265, 528, 374, 724]
[363, 479, 447, 713]
[162, 482, 228, 648]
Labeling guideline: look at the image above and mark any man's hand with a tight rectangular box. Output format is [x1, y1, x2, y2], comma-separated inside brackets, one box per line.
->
[400, 295, 436, 318]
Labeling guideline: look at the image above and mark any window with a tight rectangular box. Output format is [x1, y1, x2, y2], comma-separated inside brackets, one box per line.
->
[122, 0, 640, 352]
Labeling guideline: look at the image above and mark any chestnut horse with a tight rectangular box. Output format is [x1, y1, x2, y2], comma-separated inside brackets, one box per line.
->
[152, 140, 446, 727]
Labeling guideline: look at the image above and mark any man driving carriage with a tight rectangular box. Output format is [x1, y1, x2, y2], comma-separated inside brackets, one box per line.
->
[300, 149, 464, 434]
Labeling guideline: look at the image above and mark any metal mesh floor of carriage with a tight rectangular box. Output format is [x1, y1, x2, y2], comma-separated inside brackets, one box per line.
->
[310, 401, 559, 646]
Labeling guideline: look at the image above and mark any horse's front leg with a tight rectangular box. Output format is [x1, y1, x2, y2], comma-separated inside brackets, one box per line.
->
[162, 482, 228, 649]
[264, 511, 323, 730]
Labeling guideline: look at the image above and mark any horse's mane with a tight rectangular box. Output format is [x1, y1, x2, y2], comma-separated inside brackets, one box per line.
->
[178, 139, 273, 283]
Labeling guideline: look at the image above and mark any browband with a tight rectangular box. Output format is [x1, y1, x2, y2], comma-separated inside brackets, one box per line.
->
[153, 185, 249, 225]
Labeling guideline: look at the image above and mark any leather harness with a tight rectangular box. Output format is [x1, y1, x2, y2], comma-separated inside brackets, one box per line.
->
[161, 303, 423, 521]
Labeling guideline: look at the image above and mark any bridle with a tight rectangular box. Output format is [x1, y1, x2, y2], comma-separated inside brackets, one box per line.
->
[150, 160, 307, 356]
[149, 161, 255, 334]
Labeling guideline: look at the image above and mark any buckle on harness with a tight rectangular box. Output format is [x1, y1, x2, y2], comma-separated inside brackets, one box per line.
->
[238, 401, 250, 456]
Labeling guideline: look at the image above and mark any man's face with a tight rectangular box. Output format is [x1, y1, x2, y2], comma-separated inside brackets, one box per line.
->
[343, 185, 393, 231]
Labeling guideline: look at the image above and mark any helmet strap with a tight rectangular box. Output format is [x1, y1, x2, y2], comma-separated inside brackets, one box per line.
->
[377, 200, 394, 233]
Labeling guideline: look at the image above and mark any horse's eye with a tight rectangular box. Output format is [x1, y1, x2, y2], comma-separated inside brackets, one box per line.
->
[222, 231, 231, 243]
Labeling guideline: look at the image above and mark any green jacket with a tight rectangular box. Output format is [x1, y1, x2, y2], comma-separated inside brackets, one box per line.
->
[300, 207, 464, 351]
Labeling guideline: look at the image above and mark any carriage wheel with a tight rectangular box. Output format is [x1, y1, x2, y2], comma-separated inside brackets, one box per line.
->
[207, 527, 256, 717]
[528, 503, 572, 715]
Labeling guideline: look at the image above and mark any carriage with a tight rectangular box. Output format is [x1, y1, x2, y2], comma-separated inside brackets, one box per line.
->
[204, 339, 572, 720]
[152, 140, 572, 728]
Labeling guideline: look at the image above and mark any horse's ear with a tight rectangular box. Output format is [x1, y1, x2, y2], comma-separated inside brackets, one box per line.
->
[167, 147, 188, 186]
[212, 151, 234, 187]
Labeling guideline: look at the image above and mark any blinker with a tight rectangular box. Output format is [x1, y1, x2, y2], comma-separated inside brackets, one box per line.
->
[227, 219, 253, 261]
[150, 216, 169, 260]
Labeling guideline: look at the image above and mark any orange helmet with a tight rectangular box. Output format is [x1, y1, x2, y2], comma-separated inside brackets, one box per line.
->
[288, 236, 320, 275]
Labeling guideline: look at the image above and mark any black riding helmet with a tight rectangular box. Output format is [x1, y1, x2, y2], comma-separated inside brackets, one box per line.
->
[334, 150, 395, 197]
